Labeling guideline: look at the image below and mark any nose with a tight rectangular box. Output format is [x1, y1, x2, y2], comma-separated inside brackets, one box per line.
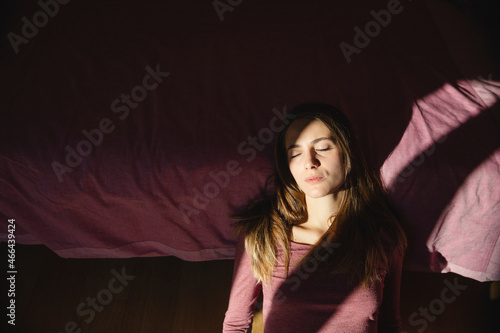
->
[304, 150, 320, 169]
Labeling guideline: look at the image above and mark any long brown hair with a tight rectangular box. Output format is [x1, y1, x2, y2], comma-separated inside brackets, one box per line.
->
[234, 103, 406, 287]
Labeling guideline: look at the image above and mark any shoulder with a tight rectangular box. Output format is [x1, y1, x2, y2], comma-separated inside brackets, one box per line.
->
[377, 225, 404, 276]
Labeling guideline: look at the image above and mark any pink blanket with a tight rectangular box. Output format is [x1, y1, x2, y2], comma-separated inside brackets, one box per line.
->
[1, 0, 498, 282]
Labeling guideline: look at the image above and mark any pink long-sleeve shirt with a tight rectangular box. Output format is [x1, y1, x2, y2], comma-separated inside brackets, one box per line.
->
[223, 236, 403, 332]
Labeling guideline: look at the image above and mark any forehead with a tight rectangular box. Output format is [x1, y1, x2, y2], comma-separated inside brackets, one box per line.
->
[284, 118, 332, 147]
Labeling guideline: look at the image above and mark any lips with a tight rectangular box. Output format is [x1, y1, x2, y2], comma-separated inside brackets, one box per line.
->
[305, 175, 323, 184]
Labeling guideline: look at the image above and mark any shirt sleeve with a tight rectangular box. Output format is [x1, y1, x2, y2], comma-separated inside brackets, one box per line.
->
[377, 247, 404, 333]
[223, 234, 262, 332]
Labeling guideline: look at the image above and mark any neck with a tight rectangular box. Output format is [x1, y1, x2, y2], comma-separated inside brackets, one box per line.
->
[305, 191, 344, 227]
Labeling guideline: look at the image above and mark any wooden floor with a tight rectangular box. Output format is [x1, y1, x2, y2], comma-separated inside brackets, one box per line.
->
[1, 243, 498, 333]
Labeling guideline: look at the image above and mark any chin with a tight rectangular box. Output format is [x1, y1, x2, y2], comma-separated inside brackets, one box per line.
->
[304, 190, 331, 199]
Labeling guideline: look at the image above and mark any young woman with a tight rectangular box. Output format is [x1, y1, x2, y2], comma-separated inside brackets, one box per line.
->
[223, 103, 407, 332]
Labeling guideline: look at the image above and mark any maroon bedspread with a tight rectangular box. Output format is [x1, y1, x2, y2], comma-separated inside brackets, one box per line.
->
[1, 0, 499, 281]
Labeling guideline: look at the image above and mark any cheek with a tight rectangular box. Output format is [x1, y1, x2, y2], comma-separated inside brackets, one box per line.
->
[288, 163, 299, 181]
[287, 163, 304, 188]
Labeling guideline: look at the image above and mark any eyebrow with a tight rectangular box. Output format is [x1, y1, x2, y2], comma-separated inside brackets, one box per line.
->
[286, 137, 334, 151]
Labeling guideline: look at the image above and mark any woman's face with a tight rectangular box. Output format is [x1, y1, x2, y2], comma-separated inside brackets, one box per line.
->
[284, 118, 346, 199]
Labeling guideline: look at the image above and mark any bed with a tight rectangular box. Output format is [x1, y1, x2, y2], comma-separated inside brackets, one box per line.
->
[1, 0, 499, 282]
